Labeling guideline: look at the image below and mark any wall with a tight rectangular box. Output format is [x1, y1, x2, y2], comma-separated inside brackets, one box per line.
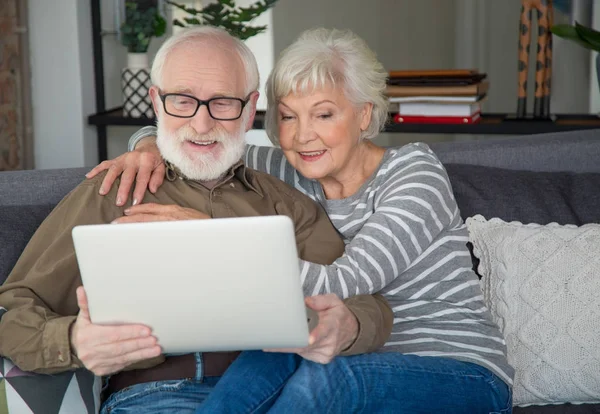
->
[28, 0, 97, 169]
[455, 0, 594, 116]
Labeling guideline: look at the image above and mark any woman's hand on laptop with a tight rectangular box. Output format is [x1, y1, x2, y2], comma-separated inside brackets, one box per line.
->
[86, 137, 164, 207]
[264, 294, 358, 364]
[70, 286, 162, 376]
[112, 203, 210, 224]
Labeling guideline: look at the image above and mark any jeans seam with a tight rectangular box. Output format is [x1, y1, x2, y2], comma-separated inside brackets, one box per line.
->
[249, 381, 288, 414]
[348, 361, 487, 380]
[324, 359, 359, 414]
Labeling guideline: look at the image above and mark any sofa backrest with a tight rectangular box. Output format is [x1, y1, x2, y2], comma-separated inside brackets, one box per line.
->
[430, 129, 600, 173]
[0, 167, 88, 284]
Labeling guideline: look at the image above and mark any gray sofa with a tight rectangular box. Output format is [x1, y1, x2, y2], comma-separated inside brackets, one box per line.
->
[1, 129, 600, 413]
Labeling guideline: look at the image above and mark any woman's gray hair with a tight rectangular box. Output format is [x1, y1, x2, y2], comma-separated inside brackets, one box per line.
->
[265, 28, 389, 145]
[151, 26, 259, 96]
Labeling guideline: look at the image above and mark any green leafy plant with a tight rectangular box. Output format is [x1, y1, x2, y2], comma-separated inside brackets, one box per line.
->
[121, 1, 167, 53]
[166, 0, 279, 41]
[551, 21, 600, 52]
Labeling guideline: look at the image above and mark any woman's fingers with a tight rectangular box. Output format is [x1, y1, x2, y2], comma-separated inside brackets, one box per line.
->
[117, 167, 138, 206]
[86, 160, 112, 179]
[131, 170, 152, 206]
[100, 164, 125, 196]
[148, 164, 166, 194]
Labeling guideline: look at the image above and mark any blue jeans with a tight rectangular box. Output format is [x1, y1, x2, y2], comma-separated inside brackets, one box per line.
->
[100, 352, 221, 414]
[196, 350, 512, 414]
[100, 377, 220, 414]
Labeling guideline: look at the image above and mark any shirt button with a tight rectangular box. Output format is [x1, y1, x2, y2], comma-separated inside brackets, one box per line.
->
[58, 353, 65, 362]
[230, 183, 235, 188]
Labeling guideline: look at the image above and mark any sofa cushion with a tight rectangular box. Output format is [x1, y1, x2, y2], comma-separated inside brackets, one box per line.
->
[466, 215, 600, 407]
[445, 164, 600, 226]
[0, 357, 100, 413]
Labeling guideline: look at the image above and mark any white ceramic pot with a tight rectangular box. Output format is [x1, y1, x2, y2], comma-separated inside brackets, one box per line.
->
[122, 53, 154, 118]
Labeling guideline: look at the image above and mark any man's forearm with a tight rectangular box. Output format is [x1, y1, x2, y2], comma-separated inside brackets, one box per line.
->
[0, 311, 82, 374]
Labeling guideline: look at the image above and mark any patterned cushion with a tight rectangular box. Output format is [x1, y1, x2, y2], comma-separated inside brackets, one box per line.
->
[0, 357, 101, 413]
[466, 215, 600, 406]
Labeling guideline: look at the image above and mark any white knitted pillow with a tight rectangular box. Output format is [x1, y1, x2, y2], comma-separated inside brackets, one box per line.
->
[466, 215, 600, 406]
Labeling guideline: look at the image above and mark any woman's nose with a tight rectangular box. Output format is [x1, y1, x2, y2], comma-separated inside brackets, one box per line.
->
[296, 119, 316, 144]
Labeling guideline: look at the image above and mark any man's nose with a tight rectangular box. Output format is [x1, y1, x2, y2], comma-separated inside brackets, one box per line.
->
[189, 105, 216, 134]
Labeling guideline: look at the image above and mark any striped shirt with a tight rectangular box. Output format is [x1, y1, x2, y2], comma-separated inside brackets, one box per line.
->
[129, 128, 514, 386]
[245, 142, 514, 387]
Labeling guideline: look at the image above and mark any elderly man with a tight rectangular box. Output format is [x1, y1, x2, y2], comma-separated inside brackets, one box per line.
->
[0, 27, 391, 413]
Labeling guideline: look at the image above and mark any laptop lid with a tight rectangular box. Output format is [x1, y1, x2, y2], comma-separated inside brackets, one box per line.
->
[72, 215, 309, 354]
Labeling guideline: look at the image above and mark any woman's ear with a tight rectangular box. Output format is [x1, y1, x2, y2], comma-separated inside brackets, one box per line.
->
[359, 102, 373, 132]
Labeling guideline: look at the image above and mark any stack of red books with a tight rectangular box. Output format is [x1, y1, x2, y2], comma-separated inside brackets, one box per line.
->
[386, 69, 488, 124]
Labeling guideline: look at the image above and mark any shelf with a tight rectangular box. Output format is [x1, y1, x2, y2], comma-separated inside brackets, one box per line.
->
[88, 108, 600, 162]
[88, 108, 600, 135]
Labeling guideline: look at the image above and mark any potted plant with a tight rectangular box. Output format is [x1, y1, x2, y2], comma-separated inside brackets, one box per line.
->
[551, 22, 600, 91]
[120, 1, 166, 118]
[166, 0, 278, 40]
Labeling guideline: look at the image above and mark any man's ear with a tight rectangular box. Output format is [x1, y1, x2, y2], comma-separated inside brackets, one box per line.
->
[149, 86, 161, 117]
[359, 102, 373, 132]
[244, 91, 260, 132]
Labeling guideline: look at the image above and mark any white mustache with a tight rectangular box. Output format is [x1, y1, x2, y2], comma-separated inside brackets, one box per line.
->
[177, 128, 224, 143]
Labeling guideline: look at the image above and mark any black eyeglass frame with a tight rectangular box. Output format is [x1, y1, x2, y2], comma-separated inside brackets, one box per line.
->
[158, 92, 250, 121]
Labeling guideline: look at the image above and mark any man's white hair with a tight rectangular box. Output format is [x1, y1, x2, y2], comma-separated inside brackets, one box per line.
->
[151, 26, 260, 95]
[265, 28, 389, 145]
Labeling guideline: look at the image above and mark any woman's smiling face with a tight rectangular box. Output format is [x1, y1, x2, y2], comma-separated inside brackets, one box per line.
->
[277, 85, 371, 180]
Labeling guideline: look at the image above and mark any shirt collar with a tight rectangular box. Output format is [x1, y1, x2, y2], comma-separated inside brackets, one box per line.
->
[164, 159, 263, 196]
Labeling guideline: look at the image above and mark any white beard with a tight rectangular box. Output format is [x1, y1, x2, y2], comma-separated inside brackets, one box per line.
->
[156, 110, 248, 181]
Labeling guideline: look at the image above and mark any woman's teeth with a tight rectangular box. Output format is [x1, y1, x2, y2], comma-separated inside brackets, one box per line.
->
[300, 150, 325, 156]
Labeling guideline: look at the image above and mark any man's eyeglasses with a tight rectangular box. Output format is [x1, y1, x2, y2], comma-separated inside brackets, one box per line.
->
[159, 93, 249, 121]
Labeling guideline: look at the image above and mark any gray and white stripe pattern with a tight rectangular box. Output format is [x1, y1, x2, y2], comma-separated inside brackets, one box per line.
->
[245, 142, 514, 386]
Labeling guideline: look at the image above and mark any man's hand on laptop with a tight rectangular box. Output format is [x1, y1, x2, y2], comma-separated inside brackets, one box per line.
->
[264, 294, 358, 364]
[70, 286, 162, 376]
[112, 203, 210, 224]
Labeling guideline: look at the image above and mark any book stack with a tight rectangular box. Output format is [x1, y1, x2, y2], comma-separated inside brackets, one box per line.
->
[386, 69, 488, 124]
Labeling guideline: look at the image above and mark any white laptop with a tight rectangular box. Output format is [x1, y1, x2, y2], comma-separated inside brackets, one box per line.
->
[71, 215, 311, 354]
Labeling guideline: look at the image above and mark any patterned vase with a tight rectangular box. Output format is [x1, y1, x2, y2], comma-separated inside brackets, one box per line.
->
[122, 53, 154, 118]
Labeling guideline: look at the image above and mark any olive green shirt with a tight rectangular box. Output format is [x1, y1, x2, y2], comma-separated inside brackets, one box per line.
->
[0, 161, 393, 374]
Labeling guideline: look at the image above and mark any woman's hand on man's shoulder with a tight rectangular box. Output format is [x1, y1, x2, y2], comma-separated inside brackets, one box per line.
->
[86, 137, 164, 206]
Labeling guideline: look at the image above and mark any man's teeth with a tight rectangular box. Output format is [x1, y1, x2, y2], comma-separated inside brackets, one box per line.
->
[300, 150, 325, 156]
[191, 140, 216, 146]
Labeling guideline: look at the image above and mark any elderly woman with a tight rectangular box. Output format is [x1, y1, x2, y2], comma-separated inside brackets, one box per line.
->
[88, 29, 514, 412]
